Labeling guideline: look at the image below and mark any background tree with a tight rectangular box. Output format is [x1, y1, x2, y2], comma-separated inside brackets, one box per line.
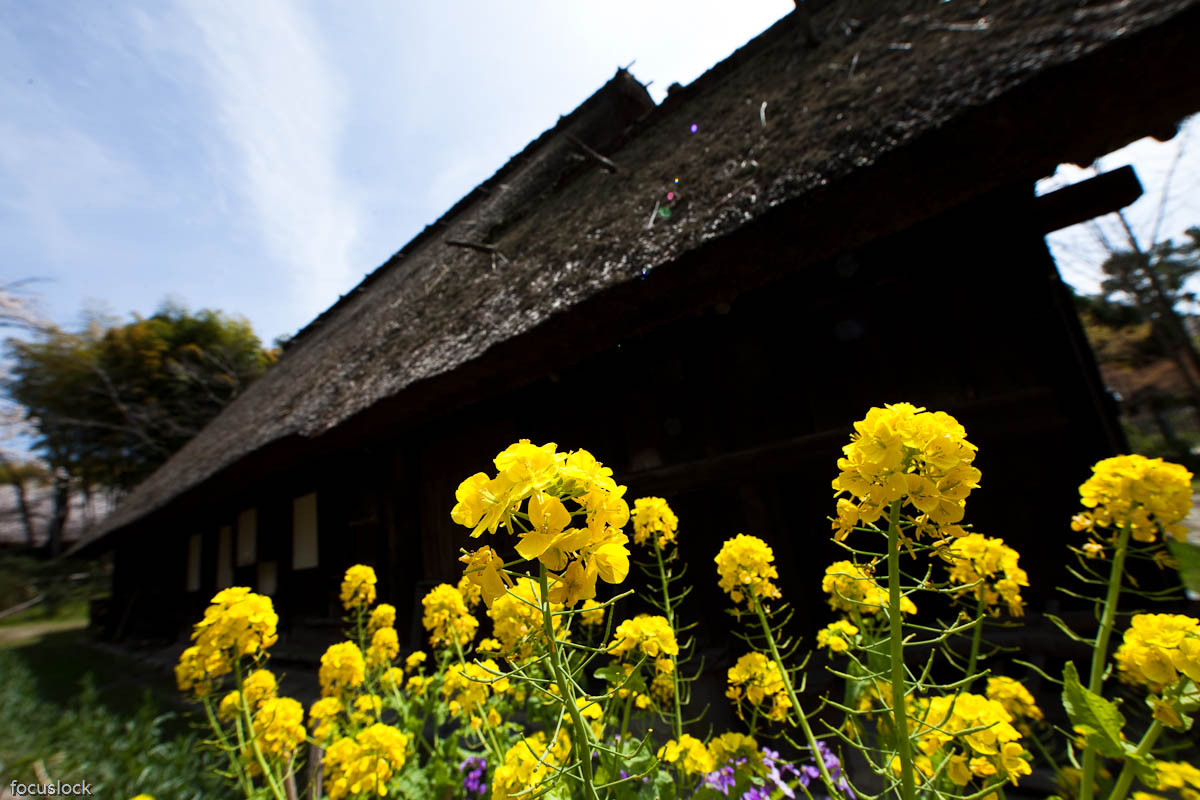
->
[1097, 223, 1200, 411]
[5, 304, 277, 552]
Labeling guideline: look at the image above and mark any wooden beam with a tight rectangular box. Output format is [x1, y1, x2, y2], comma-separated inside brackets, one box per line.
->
[1034, 165, 1143, 234]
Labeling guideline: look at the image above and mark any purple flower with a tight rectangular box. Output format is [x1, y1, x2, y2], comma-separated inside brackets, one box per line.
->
[740, 788, 770, 800]
[459, 756, 488, 799]
[703, 765, 737, 796]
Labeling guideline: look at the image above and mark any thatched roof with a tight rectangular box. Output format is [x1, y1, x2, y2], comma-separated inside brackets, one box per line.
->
[76, 0, 1200, 553]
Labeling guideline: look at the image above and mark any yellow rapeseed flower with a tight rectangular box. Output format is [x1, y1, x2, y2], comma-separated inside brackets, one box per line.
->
[452, 441, 632, 605]
[816, 620, 860, 653]
[726, 652, 792, 723]
[579, 599, 605, 627]
[708, 731, 759, 767]
[421, 583, 479, 650]
[491, 730, 571, 800]
[1071, 455, 1193, 543]
[309, 696, 342, 742]
[252, 696, 306, 760]
[443, 659, 508, 723]
[339, 565, 377, 611]
[822, 560, 917, 616]
[986, 676, 1043, 734]
[319, 641, 365, 698]
[715, 534, 781, 605]
[367, 603, 395, 636]
[943, 534, 1029, 617]
[323, 724, 409, 800]
[366, 626, 399, 669]
[488, 576, 565, 660]
[176, 587, 278, 696]
[630, 496, 679, 549]
[1114, 613, 1200, 692]
[657, 734, 715, 775]
[832, 403, 979, 540]
[607, 614, 679, 663]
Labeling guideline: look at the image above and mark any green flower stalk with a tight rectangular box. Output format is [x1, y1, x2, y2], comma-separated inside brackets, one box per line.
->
[1066, 455, 1194, 800]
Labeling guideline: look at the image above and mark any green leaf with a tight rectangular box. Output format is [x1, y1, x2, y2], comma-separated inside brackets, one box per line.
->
[1166, 538, 1200, 594]
[594, 666, 626, 683]
[1062, 661, 1127, 758]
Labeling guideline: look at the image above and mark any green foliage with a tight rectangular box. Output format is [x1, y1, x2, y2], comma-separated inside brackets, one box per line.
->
[1166, 538, 1200, 594]
[0, 552, 105, 624]
[0, 648, 224, 799]
[6, 303, 276, 490]
[1062, 661, 1130, 759]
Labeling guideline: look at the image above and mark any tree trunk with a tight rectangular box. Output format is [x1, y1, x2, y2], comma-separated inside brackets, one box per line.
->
[13, 478, 36, 549]
[46, 472, 70, 557]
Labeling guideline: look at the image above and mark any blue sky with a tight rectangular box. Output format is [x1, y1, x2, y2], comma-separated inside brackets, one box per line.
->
[1, 0, 796, 344]
[2, 1, 1197, 348]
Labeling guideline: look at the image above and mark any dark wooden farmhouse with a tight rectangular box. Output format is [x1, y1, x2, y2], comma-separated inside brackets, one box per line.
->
[76, 0, 1200, 658]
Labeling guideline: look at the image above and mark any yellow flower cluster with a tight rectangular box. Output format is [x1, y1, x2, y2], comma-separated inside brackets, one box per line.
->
[630, 496, 679, 549]
[908, 693, 1030, 787]
[175, 588, 279, 696]
[579, 599, 605, 627]
[367, 604, 395, 635]
[943, 534, 1029, 617]
[340, 564, 377, 611]
[708, 731, 759, 766]
[309, 696, 342, 742]
[1134, 761, 1200, 800]
[832, 403, 980, 540]
[822, 560, 917, 616]
[1114, 613, 1200, 691]
[252, 696, 306, 760]
[715, 534, 781, 605]
[816, 620, 859, 653]
[442, 659, 508, 723]
[320, 642, 366, 698]
[657, 734, 715, 775]
[366, 627, 399, 669]
[453, 441, 631, 607]
[421, 583, 479, 650]
[985, 676, 1043, 734]
[491, 729, 571, 800]
[487, 576, 564, 659]
[1071, 455, 1193, 543]
[323, 723, 409, 800]
[456, 573, 484, 610]
[608, 614, 679, 663]
[726, 652, 792, 723]
[351, 695, 382, 726]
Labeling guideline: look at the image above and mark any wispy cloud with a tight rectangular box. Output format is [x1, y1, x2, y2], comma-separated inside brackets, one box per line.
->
[176, 0, 361, 325]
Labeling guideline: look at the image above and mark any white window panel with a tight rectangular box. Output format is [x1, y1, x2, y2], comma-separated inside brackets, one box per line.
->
[293, 492, 319, 570]
[257, 561, 278, 595]
[236, 508, 257, 567]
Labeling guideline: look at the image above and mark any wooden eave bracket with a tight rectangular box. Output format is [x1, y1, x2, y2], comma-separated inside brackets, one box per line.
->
[1034, 164, 1143, 234]
[566, 134, 620, 173]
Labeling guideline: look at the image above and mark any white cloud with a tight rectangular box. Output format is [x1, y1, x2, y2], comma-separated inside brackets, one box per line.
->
[177, 0, 361, 321]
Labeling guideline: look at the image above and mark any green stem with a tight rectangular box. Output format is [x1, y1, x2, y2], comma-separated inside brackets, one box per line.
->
[1108, 719, 1163, 800]
[886, 500, 916, 800]
[203, 698, 254, 797]
[965, 592, 985, 687]
[450, 628, 505, 763]
[751, 592, 845, 800]
[538, 565, 599, 800]
[235, 660, 287, 800]
[653, 537, 685, 741]
[1081, 523, 1133, 800]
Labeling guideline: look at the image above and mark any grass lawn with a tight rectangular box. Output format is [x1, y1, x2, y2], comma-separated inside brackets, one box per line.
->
[0, 619, 223, 798]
